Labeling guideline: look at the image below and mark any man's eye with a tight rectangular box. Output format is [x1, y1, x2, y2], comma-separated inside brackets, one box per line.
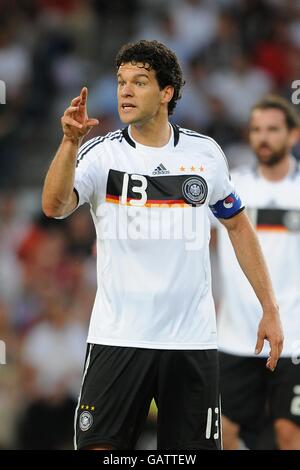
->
[136, 82, 145, 86]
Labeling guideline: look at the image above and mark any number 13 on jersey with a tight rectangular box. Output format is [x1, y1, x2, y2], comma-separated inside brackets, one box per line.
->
[121, 173, 148, 206]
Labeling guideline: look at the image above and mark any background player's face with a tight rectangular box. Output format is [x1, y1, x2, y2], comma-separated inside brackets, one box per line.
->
[249, 108, 293, 166]
[117, 62, 172, 125]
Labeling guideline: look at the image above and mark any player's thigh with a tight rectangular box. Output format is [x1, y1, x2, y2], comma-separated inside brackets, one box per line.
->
[269, 358, 300, 426]
[219, 352, 266, 431]
[75, 344, 157, 450]
[156, 349, 221, 450]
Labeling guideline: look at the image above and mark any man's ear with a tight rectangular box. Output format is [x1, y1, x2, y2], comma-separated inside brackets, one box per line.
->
[161, 85, 174, 105]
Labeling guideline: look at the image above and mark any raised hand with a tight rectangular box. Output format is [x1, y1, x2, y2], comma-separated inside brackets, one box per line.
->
[61, 87, 99, 143]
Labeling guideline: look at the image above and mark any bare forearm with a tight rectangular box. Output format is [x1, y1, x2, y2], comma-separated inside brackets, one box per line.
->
[227, 219, 277, 309]
[221, 211, 283, 367]
[42, 136, 82, 217]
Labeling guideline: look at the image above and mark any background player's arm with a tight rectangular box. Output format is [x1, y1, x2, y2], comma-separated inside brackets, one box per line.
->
[220, 210, 284, 371]
[42, 87, 99, 218]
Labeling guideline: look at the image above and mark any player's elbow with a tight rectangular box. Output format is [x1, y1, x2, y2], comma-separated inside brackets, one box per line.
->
[42, 198, 64, 218]
[42, 204, 61, 218]
[42, 189, 66, 217]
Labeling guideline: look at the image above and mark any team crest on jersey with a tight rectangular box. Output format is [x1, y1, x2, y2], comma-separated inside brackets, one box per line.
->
[182, 176, 208, 206]
[79, 411, 93, 431]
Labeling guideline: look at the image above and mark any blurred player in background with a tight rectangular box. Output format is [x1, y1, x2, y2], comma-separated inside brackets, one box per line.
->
[42, 40, 283, 450]
[215, 96, 300, 450]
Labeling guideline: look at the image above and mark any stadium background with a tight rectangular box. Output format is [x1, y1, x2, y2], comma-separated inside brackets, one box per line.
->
[0, 0, 300, 449]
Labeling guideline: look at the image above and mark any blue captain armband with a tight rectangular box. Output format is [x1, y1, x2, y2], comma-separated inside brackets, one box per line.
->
[209, 192, 244, 219]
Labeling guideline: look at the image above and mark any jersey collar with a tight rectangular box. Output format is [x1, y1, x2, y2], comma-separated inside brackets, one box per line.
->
[122, 124, 180, 148]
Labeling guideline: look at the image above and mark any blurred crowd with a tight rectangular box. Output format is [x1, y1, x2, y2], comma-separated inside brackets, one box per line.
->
[0, 0, 300, 449]
[0, 193, 96, 448]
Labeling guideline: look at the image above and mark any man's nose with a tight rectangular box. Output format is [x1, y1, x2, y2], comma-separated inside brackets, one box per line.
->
[121, 84, 134, 97]
[257, 130, 270, 140]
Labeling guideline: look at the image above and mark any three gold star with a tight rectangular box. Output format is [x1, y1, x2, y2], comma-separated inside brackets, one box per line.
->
[81, 404, 96, 411]
[179, 165, 205, 172]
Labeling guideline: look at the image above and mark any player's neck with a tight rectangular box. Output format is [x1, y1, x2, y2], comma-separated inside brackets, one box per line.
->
[130, 118, 171, 148]
[258, 154, 294, 182]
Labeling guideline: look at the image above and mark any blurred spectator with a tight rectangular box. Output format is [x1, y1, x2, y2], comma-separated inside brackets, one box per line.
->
[253, 17, 294, 88]
[14, 208, 95, 331]
[207, 51, 274, 124]
[64, 205, 95, 259]
[0, 16, 32, 187]
[170, 0, 219, 58]
[174, 56, 212, 131]
[88, 73, 120, 128]
[205, 96, 240, 148]
[134, 11, 189, 68]
[233, 0, 277, 50]
[17, 293, 86, 449]
[0, 301, 21, 449]
[202, 11, 241, 70]
[0, 192, 28, 306]
[0, 18, 31, 101]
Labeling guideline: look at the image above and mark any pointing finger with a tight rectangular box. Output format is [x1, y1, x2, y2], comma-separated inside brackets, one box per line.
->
[80, 87, 88, 106]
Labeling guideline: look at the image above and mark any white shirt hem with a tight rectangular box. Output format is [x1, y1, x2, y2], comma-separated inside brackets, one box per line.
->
[87, 336, 218, 350]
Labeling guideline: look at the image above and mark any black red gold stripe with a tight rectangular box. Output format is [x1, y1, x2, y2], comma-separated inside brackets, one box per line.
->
[106, 169, 200, 207]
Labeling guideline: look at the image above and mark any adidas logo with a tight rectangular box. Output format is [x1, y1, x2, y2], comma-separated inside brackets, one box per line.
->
[152, 163, 170, 175]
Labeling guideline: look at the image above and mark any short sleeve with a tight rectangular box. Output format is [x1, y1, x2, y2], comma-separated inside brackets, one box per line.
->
[74, 137, 102, 207]
[208, 141, 244, 219]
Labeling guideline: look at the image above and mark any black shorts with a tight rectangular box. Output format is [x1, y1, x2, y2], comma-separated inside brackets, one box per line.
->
[75, 344, 221, 450]
[219, 352, 300, 433]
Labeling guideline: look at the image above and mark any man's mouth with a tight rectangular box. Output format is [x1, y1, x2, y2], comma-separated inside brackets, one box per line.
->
[121, 103, 136, 110]
[259, 145, 271, 151]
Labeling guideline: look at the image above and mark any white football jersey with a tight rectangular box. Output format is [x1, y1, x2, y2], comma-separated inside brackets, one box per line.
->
[217, 159, 300, 357]
[67, 124, 242, 349]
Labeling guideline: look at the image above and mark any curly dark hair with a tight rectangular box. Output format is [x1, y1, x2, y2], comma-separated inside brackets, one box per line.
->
[116, 40, 185, 116]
